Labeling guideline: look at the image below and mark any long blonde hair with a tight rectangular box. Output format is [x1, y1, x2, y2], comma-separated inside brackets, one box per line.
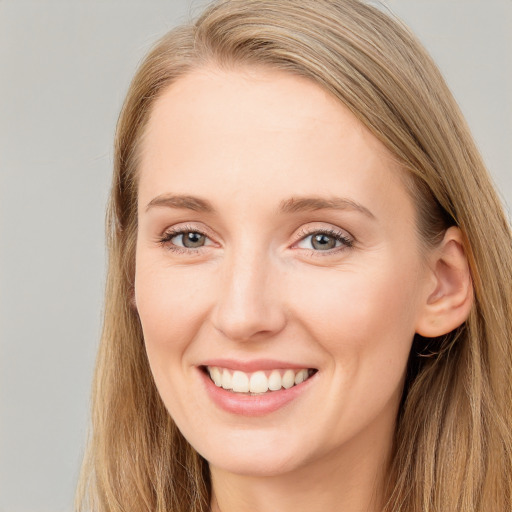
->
[76, 1, 512, 510]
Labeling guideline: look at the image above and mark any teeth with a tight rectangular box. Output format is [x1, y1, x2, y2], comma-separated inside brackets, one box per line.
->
[210, 367, 222, 387]
[221, 369, 232, 390]
[232, 371, 249, 392]
[268, 370, 282, 391]
[282, 369, 295, 389]
[249, 371, 268, 393]
[294, 369, 308, 385]
[206, 366, 314, 394]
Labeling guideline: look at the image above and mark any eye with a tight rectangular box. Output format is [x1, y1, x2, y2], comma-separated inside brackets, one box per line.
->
[173, 231, 207, 248]
[158, 225, 214, 253]
[295, 228, 353, 253]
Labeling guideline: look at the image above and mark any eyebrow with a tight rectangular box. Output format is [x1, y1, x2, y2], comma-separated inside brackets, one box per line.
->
[146, 194, 215, 212]
[146, 193, 375, 219]
[278, 196, 375, 219]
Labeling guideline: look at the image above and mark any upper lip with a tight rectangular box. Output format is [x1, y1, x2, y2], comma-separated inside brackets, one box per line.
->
[199, 358, 317, 373]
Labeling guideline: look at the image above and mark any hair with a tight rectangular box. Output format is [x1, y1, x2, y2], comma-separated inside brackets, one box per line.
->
[76, 1, 512, 510]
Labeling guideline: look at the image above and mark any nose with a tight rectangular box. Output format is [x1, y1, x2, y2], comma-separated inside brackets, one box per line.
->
[210, 246, 287, 342]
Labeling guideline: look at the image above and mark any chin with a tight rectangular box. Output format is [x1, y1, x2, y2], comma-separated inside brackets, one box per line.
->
[207, 450, 305, 477]
[189, 427, 311, 477]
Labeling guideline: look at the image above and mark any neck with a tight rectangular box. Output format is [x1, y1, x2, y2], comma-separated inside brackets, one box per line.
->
[209, 423, 393, 512]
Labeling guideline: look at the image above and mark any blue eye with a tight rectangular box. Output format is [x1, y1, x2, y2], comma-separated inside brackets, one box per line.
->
[171, 231, 207, 248]
[158, 226, 353, 255]
[296, 229, 353, 252]
[158, 226, 213, 253]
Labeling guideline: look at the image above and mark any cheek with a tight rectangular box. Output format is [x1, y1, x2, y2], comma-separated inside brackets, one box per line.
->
[134, 261, 216, 430]
[286, 265, 419, 443]
[286, 259, 421, 393]
[291, 263, 419, 338]
[134, 261, 210, 373]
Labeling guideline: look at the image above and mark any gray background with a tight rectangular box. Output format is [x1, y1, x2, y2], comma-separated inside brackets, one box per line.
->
[0, 1, 510, 511]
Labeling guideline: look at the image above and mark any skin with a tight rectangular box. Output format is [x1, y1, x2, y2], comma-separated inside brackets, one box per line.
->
[134, 65, 470, 512]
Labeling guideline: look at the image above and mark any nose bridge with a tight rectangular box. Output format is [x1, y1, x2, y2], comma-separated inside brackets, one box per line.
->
[212, 239, 286, 342]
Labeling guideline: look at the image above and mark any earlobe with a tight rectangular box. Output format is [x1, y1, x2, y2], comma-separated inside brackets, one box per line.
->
[415, 227, 474, 338]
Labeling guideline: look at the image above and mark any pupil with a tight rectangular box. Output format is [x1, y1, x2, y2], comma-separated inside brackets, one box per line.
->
[312, 234, 336, 250]
[183, 232, 205, 248]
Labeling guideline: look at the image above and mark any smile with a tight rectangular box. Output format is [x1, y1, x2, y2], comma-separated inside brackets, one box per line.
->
[205, 366, 317, 394]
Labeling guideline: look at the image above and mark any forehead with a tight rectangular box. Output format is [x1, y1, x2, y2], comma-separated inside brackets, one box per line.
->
[137, 65, 414, 225]
[141, 65, 389, 159]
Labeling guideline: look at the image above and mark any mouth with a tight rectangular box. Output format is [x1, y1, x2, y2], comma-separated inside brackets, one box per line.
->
[201, 366, 318, 395]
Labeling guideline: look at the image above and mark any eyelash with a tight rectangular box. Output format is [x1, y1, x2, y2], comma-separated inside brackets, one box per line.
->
[158, 224, 211, 256]
[157, 225, 354, 257]
[294, 227, 354, 256]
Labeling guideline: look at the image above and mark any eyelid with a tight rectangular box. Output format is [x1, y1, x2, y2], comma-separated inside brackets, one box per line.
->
[292, 224, 354, 244]
[159, 222, 214, 238]
[291, 225, 354, 256]
[157, 222, 354, 255]
[158, 223, 218, 249]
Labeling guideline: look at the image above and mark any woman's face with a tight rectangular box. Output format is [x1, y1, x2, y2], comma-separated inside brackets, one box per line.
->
[135, 66, 432, 476]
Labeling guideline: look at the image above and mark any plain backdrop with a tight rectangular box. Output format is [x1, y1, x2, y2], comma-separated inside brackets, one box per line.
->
[0, 1, 510, 511]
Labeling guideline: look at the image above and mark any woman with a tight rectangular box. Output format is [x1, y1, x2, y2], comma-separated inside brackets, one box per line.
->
[76, 1, 512, 510]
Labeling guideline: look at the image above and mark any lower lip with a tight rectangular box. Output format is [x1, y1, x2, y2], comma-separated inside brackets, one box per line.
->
[199, 368, 316, 417]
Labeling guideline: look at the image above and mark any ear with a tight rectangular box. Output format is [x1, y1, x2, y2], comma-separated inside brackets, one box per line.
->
[415, 226, 474, 337]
